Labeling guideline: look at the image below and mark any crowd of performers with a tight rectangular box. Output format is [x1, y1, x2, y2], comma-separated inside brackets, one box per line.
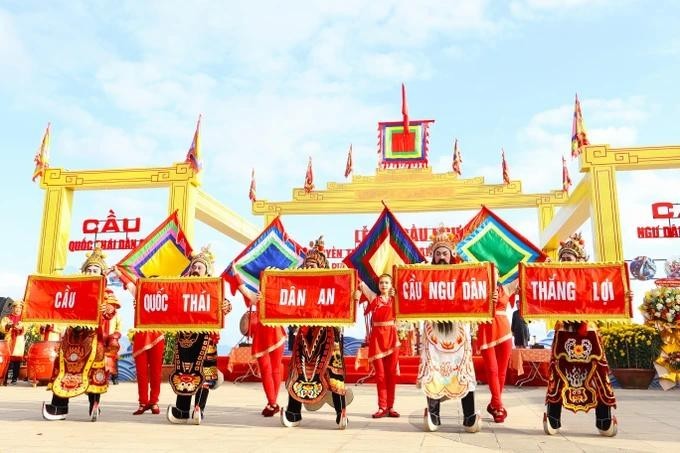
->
[2, 229, 628, 437]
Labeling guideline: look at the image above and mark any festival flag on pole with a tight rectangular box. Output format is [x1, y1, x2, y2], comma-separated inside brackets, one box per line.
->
[249, 168, 257, 202]
[562, 155, 572, 192]
[401, 82, 409, 134]
[344, 144, 353, 178]
[501, 148, 510, 184]
[32, 123, 50, 182]
[221, 217, 306, 295]
[184, 114, 202, 172]
[115, 211, 193, 286]
[457, 206, 548, 285]
[304, 156, 314, 193]
[571, 94, 590, 158]
[343, 204, 425, 294]
[452, 138, 462, 176]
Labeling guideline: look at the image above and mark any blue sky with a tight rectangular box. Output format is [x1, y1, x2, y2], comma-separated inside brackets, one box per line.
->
[2, 0, 680, 345]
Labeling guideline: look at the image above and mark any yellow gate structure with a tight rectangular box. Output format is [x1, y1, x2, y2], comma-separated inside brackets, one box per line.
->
[36, 162, 259, 274]
[251, 145, 680, 261]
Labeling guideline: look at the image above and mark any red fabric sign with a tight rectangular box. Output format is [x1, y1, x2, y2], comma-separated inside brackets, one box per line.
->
[135, 277, 223, 331]
[260, 269, 357, 326]
[23, 275, 104, 327]
[519, 262, 631, 321]
[394, 263, 496, 321]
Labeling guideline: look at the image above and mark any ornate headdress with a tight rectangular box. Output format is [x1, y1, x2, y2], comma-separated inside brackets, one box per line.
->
[104, 289, 121, 309]
[427, 225, 460, 256]
[80, 247, 108, 273]
[189, 245, 216, 276]
[558, 232, 588, 262]
[303, 236, 328, 269]
[9, 299, 24, 308]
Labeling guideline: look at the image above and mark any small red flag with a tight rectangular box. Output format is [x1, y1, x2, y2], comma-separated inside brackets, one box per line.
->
[344, 144, 353, 178]
[501, 148, 510, 185]
[304, 157, 314, 193]
[185, 114, 202, 172]
[571, 94, 590, 158]
[401, 82, 409, 134]
[562, 155, 572, 192]
[452, 138, 462, 176]
[249, 168, 256, 202]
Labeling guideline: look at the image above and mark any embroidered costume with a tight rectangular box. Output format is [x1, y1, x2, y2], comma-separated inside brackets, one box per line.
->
[543, 233, 618, 437]
[281, 237, 349, 429]
[1, 300, 26, 385]
[420, 227, 480, 433]
[42, 247, 118, 422]
[167, 246, 222, 425]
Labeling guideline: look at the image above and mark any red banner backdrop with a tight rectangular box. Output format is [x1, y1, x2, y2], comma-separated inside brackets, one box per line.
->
[135, 277, 223, 331]
[519, 262, 631, 322]
[260, 269, 357, 326]
[393, 263, 496, 321]
[23, 275, 104, 327]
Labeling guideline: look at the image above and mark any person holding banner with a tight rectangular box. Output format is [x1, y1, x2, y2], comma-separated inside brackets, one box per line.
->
[166, 246, 232, 425]
[42, 247, 119, 422]
[113, 269, 165, 416]
[281, 237, 349, 429]
[477, 274, 513, 423]
[235, 284, 286, 418]
[357, 274, 400, 419]
[543, 233, 620, 437]
[420, 229, 480, 433]
[1, 300, 26, 385]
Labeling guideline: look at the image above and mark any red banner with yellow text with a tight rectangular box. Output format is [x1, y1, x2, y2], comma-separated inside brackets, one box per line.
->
[23, 275, 104, 327]
[519, 262, 631, 322]
[135, 277, 223, 331]
[260, 269, 357, 326]
[394, 263, 496, 321]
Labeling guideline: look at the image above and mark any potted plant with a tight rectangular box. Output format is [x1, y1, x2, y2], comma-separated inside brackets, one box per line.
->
[161, 332, 176, 381]
[639, 286, 680, 389]
[600, 323, 661, 389]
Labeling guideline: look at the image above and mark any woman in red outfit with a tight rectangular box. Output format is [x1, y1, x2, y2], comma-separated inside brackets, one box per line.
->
[358, 274, 400, 418]
[115, 268, 164, 415]
[239, 284, 286, 417]
[477, 278, 512, 423]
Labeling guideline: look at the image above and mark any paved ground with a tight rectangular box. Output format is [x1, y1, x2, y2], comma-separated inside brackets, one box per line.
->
[1, 381, 679, 452]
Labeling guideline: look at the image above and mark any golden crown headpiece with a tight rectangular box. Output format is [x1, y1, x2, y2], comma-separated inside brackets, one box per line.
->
[427, 225, 461, 256]
[558, 232, 588, 262]
[303, 236, 328, 269]
[104, 289, 121, 309]
[189, 245, 216, 276]
[81, 246, 108, 273]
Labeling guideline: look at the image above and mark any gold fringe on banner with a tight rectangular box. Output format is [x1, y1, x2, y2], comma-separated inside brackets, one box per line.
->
[132, 327, 221, 334]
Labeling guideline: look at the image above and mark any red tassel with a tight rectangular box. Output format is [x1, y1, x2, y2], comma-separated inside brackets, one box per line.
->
[577, 321, 589, 336]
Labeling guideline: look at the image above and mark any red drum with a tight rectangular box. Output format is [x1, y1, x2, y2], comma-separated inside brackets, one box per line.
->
[27, 341, 60, 385]
[0, 341, 10, 382]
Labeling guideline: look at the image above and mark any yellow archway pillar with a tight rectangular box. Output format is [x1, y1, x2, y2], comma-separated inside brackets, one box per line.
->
[37, 186, 73, 274]
[537, 203, 557, 260]
[588, 164, 623, 261]
[169, 180, 198, 244]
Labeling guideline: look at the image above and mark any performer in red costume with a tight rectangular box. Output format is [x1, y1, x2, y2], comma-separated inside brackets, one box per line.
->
[115, 269, 165, 416]
[236, 284, 286, 417]
[477, 271, 512, 423]
[357, 274, 400, 418]
[1, 300, 26, 385]
[42, 247, 119, 422]
[543, 233, 629, 437]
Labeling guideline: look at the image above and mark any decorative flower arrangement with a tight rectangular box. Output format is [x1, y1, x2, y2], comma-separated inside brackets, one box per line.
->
[600, 324, 661, 369]
[639, 287, 680, 325]
[666, 350, 680, 371]
[397, 321, 413, 341]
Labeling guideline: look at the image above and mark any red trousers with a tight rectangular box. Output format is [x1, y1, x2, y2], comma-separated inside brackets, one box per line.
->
[373, 352, 398, 409]
[134, 337, 165, 406]
[257, 344, 284, 406]
[481, 338, 512, 409]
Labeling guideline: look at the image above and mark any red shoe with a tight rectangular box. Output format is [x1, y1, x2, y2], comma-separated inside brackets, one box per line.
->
[372, 408, 388, 419]
[486, 404, 507, 423]
[133, 405, 148, 416]
[150, 404, 160, 415]
[262, 404, 279, 417]
[387, 408, 400, 418]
